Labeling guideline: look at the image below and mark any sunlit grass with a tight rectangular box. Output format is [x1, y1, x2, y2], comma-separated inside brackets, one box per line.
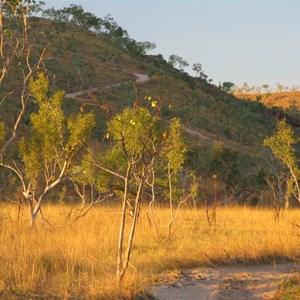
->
[235, 91, 300, 110]
[0, 203, 300, 299]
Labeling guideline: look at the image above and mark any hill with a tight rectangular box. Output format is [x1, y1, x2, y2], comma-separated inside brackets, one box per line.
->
[0, 5, 278, 202]
[1, 4, 300, 299]
[34, 18, 274, 144]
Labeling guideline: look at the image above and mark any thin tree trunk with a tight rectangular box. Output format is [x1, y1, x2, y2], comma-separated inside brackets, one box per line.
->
[117, 166, 145, 284]
[117, 163, 131, 280]
[149, 199, 158, 236]
[192, 196, 197, 213]
[284, 195, 289, 213]
[167, 163, 174, 239]
[30, 208, 39, 228]
[149, 166, 158, 236]
[28, 198, 40, 228]
[0, 7, 3, 58]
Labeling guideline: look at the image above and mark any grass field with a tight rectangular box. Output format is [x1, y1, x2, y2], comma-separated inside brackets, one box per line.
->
[235, 91, 300, 111]
[0, 203, 300, 299]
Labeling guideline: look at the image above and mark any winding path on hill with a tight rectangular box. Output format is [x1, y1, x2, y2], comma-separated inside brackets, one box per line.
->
[159, 118, 214, 143]
[65, 73, 149, 99]
[65, 72, 227, 145]
[152, 263, 299, 300]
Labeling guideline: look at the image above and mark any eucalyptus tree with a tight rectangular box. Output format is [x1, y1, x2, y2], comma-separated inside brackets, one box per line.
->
[192, 62, 208, 81]
[69, 152, 113, 223]
[94, 106, 159, 283]
[168, 54, 189, 72]
[264, 118, 300, 209]
[0, 73, 95, 226]
[162, 118, 190, 239]
[0, 0, 48, 155]
[0, 0, 50, 213]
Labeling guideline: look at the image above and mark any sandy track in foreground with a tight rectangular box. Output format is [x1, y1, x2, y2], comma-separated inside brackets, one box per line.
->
[152, 263, 299, 300]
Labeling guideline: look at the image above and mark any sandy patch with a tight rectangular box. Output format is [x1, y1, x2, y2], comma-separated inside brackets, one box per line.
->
[151, 263, 299, 300]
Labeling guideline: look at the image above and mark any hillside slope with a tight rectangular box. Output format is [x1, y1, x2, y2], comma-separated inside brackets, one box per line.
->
[3, 18, 272, 146]
[0, 15, 278, 198]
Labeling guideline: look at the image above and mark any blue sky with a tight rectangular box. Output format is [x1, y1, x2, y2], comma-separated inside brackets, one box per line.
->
[45, 1, 300, 88]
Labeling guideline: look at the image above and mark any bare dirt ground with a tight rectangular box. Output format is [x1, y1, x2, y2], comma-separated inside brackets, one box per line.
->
[151, 263, 299, 300]
[65, 73, 150, 99]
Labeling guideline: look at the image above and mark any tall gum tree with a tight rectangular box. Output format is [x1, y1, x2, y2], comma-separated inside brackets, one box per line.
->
[162, 117, 188, 239]
[94, 106, 159, 284]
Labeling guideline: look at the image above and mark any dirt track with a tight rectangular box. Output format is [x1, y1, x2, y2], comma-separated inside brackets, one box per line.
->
[65, 72, 149, 99]
[152, 263, 299, 300]
[64, 72, 220, 145]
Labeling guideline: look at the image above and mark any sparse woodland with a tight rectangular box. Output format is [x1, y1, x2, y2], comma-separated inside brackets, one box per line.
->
[0, 1, 300, 299]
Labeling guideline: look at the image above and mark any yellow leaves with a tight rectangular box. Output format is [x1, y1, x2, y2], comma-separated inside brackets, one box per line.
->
[144, 95, 161, 109]
[108, 107, 155, 155]
[105, 132, 110, 139]
[162, 131, 167, 140]
[29, 72, 49, 104]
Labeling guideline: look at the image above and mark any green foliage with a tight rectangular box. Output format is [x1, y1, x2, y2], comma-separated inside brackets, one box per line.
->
[162, 118, 187, 174]
[73, 153, 110, 193]
[67, 112, 96, 153]
[168, 54, 189, 71]
[43, 4, 102, 31]
[210, 143, 240, 190]
[3, 0, 34, 16]
[264, 119, 298, 171]
[276, 276, 300, 300]
[108, 107, 157, 161]
[192, 63, 208, 81]
[20, 72, 95, 184]
[264, 119, 300, 201]
[1, 3, 279, 199]
[29, 74, 65, 162]
[19, 137, 42, 183]
[42, 6, 155, 58]
[221, 81, 235, 94]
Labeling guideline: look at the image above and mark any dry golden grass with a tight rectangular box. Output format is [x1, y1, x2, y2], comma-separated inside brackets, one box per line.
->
[235, 91, 300, 110]
[0, 203, 300, 299]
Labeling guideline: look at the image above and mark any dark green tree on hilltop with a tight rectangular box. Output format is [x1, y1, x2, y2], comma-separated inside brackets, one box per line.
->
[168, 54, 189, 71]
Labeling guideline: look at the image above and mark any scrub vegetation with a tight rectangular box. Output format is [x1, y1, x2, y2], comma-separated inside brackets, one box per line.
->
[1, 1, 300, 299]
